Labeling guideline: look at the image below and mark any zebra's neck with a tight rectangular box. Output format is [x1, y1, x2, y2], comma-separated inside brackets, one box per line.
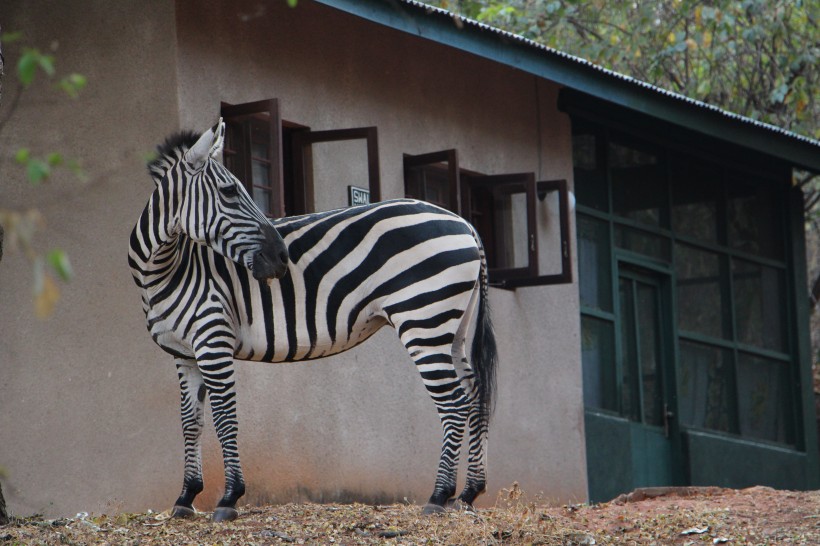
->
[128, 189, 183, 290]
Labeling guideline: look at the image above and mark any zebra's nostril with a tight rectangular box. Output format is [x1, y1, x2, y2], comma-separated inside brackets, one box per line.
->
[278, 250, 289, 264]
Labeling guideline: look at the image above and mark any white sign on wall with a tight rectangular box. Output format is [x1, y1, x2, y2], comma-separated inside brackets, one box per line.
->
[348, 185, 370, 207]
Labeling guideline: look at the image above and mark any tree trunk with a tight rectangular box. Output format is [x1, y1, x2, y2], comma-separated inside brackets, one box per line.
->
[0, 24, 8, 528]
[0, 480, 8, 525]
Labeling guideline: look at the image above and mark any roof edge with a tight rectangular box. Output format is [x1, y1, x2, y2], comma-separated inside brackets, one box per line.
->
[316, 0, 820, 172]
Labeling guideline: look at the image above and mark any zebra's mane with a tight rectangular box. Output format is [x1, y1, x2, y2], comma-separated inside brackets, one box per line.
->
[147, 130, 200, 182]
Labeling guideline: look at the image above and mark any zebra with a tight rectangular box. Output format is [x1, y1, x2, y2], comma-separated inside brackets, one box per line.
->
[128, 120, 498, 522]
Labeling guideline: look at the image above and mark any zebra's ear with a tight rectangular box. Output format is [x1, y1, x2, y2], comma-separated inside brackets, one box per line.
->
[209, 119, 225, 159]
[183, 125, 215, 168]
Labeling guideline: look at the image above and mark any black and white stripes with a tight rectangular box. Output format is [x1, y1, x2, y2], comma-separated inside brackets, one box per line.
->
[129, 122, 497, 521]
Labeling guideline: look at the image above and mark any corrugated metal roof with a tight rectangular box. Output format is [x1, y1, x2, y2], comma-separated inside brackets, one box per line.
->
[316, 0, 819, 170]
[402, 0, 819, 150]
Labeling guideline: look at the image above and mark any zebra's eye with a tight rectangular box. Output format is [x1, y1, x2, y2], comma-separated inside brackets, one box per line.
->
[220, 185, 239, 198]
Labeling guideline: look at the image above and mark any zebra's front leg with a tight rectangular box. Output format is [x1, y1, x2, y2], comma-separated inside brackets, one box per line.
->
[199, 357, 245, 522]
[171, 358, 206, 518]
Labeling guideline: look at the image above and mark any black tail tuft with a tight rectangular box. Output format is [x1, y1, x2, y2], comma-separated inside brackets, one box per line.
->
[471, 274, 498, 425]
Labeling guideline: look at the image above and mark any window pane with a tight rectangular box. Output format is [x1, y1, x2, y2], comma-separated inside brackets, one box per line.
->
[573, 133, 607, 211]
[405, 165, 450, 209]
[223, 122, 246, 182]
[619, 278, 640, 422]
[737, 353, 792, 444]
[578, 215, 612, 312]
[671, 156, 720, 244]
[727, 177, 783, 260]
[252, 186, 271, 215]
[581, 315, 617, 412]
[615, 225, 671, 261]
[610, 140, 666, 226]
[251, 141, 268, 160]
[252, 160, 270, 187]
[678, 340, 733, 433]
[732, 259, 786, 352]
[636, 281, 664, 427]
[676, 244, 727, 339]
[494, 190, 529, 269]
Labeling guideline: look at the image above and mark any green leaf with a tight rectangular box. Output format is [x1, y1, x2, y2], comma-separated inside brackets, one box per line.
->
[26, 159, 51, 185]
[46, 153, 64, 167]
[15, 148, 31, 164]
[17, 48, 55, 85]
[58, 73, 87, 98]
[18, 49, 40, 85]
[0, 30, 23, 44]
[287, 0, 297, 6]
[37, 53, 56, 77]
[47, 249, 73, 282]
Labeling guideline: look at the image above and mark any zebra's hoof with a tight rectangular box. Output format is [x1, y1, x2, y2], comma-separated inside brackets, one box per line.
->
[171, 505, 196, 519]
[422, 503, 447, 515]
[211, 507, 239, 522]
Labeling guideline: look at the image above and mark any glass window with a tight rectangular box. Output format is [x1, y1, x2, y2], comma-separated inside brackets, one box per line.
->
[578, 215, 612, 312]
[736, 353, 793, 443]
[573, 133, 608, 212]
[581, 316, 617, 412]
[678, 340, 734, 433]
[615, 225, 671, 261]
[405, 164, 450, 209]
[675, 244, 728, 339]
[573, 119, 798, 448]
[636, 280, 664, 427]
[732, 259, 786, 352]
[610, 139, 666, 226]
[671, 156, 721, 244]
[727, 177, 783, 259]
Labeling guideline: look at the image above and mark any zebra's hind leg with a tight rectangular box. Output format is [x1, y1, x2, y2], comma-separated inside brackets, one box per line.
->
[458, 399, 488, 506]
[452, 287, 487, 508]
[171, 358, 206, 519]
[409, 345, 470, 515]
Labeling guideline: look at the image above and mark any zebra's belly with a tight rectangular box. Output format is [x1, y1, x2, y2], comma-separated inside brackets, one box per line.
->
[236, 312, 389, 363]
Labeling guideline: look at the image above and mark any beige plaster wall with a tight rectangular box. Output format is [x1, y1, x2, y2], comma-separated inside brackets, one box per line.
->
[0, 1, 183, 517]
[0, 0, 586, 518]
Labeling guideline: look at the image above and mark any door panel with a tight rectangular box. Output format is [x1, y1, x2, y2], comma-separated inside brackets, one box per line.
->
[586, 261, 682, 502]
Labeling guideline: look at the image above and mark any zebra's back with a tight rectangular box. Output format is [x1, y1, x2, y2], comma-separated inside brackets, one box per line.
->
[232, 199, 482, 363]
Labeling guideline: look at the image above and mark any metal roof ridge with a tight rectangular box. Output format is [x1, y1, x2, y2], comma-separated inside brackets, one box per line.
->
[400, 0, 819, 149]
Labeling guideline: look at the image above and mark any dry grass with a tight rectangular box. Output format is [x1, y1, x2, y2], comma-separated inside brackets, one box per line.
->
[2, 484, 820, 545]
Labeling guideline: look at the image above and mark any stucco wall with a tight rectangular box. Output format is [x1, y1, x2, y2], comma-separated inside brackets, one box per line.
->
[0, 0, 184, 517]
[0, 0, 586, 518]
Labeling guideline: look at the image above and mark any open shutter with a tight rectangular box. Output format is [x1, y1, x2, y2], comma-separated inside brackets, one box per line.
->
[221, 99, 285, 218]
[403, 149, 461, 214]
[463, 172, 539, 285]
[463, 174, 573, 288]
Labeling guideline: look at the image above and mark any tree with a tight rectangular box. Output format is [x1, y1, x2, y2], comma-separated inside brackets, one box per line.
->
[429, 0, 820, 357]
[0, 25, 86, 524]
[0, 28, 85, 317]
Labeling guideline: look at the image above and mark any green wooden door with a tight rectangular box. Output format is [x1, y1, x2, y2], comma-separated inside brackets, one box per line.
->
[585, 262, 683, 502]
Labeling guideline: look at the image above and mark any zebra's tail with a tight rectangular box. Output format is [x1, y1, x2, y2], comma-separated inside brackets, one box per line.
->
[470, 240, 498, 425]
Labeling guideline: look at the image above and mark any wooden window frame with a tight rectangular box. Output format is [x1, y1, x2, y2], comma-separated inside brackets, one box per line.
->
[403, 149, 461, 214]
[291, 127, 381, 214]
[221, 99, 286, 218]
[403, 149, 573, 287]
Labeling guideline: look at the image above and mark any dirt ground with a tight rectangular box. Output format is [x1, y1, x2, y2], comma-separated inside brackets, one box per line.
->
[2, 485, 819, 545]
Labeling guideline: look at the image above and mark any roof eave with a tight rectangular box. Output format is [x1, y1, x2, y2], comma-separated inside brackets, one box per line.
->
[316, 0, 820, 172]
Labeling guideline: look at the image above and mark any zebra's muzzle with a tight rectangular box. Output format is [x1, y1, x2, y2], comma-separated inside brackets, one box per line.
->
[252, 249, 289, 280]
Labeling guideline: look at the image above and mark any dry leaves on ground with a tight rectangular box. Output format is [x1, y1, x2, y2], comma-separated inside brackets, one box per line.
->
[2, 485, 819, 545]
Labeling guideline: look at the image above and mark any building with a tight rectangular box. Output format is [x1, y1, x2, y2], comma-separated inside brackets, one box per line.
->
[0, 0, 817, 517]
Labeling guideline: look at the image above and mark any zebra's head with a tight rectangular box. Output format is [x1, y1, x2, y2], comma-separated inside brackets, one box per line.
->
[153, 121, 290, 280]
